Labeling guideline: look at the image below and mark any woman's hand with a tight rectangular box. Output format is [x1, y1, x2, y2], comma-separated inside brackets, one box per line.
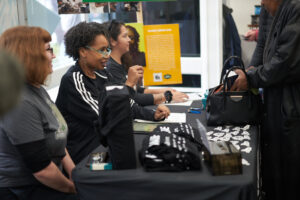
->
[126, 65, 144, 88]
[230, 69, 248, 91]
[33, 162, 77, 194]
[61, 149, 75, 180]
[154, 105, 170, 120]
[171, 90, 189, 103]
[244, 29, 258, 41]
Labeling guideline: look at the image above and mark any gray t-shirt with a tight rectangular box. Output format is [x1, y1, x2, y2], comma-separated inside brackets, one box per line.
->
[0, 84, 68, 187]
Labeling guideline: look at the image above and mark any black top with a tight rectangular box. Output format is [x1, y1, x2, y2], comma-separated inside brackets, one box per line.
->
[106, 57, 154, 106]
[56, 62, 155, 164]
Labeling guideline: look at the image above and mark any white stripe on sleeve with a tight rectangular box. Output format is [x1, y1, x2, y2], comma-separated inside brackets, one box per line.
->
[78, 74, 99, 106]
[130, 99, 135, 107]
[73, 72, 99, 115]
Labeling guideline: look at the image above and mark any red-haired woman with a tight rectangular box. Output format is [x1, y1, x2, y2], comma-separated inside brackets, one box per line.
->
[0, 26, 78, 200]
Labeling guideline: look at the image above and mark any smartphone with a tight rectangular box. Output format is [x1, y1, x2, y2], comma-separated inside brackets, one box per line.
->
[226, 75, 238, 91]
[188, 107, 202, 114]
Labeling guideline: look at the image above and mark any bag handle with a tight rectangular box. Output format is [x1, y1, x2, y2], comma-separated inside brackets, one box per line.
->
[223, 56, 245, 69]
[220, 56, 245, 84]
[221, 66, 253, 110]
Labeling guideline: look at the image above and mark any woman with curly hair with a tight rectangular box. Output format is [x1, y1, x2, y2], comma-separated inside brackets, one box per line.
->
[0, 26, 77, 199]
[55, 22, 170, 164]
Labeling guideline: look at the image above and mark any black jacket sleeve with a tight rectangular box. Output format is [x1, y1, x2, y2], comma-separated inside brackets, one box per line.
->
[130, 99, 155, 121]
[126, 86, 155, 120]
[247, 9, 300, 88]
[135, 86, 155, 106]
[134, 93, 154, 106]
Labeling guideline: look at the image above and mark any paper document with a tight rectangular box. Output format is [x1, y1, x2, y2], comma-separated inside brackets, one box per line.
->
[135, 113, 186, 124]
[187, 93, 202, 101]
[166, 100, 193, 106]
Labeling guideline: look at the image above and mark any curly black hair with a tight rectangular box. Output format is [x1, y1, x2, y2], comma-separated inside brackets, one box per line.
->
[64, 22, 109, 61]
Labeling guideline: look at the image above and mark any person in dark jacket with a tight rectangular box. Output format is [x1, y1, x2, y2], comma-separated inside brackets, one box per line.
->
[106, 20, 188, 106]
[245, 6, 273, 199]
[232, 0, 300, 199]
[56, 22, 170, 164]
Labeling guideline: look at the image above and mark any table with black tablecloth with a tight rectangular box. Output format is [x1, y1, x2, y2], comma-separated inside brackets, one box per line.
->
[72, 101, 258, 200]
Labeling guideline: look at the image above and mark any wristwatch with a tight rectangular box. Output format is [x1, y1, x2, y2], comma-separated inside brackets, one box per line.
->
[164, 90, 173, 103]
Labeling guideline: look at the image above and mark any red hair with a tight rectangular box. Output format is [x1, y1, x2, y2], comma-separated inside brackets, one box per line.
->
[0, 26, 51, 85]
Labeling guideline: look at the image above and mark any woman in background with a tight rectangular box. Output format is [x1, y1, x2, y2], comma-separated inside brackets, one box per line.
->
[106, 20, 189, 106]
[0, 26, 77, 200]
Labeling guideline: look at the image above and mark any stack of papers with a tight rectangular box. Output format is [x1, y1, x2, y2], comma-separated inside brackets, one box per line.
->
[135, 113, 186, 123]
[166, 93, 202, 106]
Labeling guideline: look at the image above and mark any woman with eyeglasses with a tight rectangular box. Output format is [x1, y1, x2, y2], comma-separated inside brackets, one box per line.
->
[106, 20, 189, 106]
[55, 22, 170, 165]
[0, 26, 78, 200]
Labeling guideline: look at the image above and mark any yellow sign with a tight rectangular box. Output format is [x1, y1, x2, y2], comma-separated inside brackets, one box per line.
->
[143, 24, 182, 86]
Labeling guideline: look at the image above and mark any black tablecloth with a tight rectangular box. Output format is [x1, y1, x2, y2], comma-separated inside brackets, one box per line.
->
[72, 101, 258, 200]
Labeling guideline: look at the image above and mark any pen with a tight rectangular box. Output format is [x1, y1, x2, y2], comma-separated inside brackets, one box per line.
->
[189, 107, 202, 111]
[188, 108, 201, 114]
[189, 110, 201, 114]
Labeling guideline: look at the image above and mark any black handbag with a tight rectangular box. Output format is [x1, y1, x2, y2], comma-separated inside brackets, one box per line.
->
[206, 57, 262, 126]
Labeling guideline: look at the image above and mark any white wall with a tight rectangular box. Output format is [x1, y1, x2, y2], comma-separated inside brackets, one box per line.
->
[205, 0, 223, 89]
[0, 0, 19, 34]
[225, 0, 261, 35]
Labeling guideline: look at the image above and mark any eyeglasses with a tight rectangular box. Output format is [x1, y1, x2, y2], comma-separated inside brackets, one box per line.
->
[86, 46, 111, 57]
[46, 47, 54, 54]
